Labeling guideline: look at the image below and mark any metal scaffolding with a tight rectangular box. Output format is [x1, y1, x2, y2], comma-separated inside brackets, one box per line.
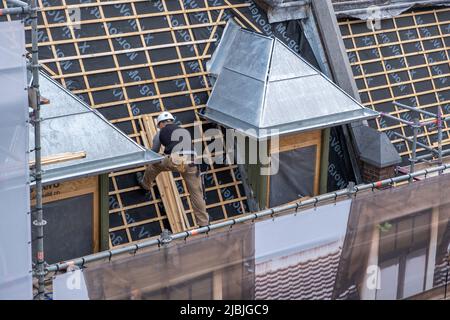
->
[1, 0, 46, 300]
[46, 163, 450, 273]
[380, 101, 449, 178]
[29, 0, 46, 300]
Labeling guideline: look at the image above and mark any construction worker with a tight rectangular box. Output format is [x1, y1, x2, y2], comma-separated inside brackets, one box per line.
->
[136, 111, 210, 227]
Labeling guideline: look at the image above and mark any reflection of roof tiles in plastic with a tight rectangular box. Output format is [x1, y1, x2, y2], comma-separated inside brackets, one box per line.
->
[205, 21, 378, 139]
[433, 260, 450, 286]
[255, 249, 342, 300]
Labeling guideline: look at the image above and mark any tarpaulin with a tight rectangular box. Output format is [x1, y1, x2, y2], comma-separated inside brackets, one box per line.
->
[334, 173, 450, 299]
[0, 21, 32, 300]
[79, 223, 254, 300]
[269, 146, 317, 207]
[334, 0, 449, 19]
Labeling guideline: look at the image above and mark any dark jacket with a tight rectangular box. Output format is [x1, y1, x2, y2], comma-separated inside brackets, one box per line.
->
[152, 123, 193, 155]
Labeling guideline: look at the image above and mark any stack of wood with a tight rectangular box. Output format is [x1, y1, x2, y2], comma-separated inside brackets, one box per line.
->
[29, 151, 86, 167]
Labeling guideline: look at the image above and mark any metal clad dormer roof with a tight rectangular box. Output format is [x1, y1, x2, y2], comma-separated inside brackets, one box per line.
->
[205, 21, 379, 139]
[29, 72, 162, 185]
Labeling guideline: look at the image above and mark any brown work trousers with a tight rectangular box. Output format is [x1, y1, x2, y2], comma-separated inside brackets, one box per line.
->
[142, 155, 209, 226]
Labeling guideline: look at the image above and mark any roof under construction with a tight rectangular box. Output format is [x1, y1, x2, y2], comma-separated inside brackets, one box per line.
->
[204, 21, 379, 139]
[29, 73, 162, 185]
[1, 0, 449, 302]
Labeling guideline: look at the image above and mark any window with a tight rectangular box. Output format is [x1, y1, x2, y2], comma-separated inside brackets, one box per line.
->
[376, 211, 431, 299]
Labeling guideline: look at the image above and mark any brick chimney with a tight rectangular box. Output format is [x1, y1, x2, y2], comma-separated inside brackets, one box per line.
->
[352, 124, 401, 183]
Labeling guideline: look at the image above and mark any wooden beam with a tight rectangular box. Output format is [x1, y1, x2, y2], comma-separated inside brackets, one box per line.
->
[29, 151, 86, 167]
[141, 115, 188, 233]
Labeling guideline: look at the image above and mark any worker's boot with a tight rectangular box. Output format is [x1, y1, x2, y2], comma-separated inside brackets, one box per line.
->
[198, 217, 210, 228]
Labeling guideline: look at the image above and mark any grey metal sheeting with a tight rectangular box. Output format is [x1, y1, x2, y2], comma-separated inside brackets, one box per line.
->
[205, 21, 378, 139]
[29, 73, 162, 185]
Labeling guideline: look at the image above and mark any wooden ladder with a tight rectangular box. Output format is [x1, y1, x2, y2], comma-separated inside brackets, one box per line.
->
[140, 115, 190, 233]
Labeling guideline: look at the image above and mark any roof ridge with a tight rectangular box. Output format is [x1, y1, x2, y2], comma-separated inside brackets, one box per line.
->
[259, 37, 276, 129]
[204, 25, 378, 139]
[273, 37, 368, 111]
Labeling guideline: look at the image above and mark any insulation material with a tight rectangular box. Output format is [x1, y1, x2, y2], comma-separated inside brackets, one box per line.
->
[78, 223, 254, 300]
[339, 7, 450, 164]
[334, 173, 450, 300]
[32, 194, 93, 264]
[0, 21, 32, 300]
[328, 126, 356, 191]
[255, 199, 352, 300]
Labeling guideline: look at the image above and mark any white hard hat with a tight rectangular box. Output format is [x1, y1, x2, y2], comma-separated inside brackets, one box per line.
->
[156, 111, 175, 125]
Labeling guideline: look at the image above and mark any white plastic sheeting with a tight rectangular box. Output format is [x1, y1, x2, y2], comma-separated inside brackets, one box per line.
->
[0, 21, 32, 300]
[255, 200, 352, 262]
[255, 200, 352, 299]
